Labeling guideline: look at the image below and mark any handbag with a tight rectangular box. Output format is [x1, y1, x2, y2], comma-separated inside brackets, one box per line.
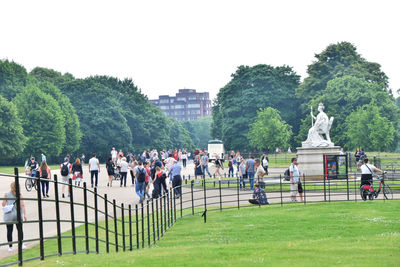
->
[3, 201, 15, 214]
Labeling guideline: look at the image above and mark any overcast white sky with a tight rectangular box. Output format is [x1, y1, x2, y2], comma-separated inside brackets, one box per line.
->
[1, 0, 399, 100]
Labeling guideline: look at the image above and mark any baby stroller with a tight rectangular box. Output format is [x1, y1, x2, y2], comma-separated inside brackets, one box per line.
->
[113, 167, 121, 181]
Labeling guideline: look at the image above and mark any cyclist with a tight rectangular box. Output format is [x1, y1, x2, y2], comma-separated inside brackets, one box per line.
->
[28, 157, 39, 186]
[360, 158, 384, 187]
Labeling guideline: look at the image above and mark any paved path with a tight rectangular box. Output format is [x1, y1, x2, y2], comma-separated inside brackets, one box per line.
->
[0, 161, 397, 260]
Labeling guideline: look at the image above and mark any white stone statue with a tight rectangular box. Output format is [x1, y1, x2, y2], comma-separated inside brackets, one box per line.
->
[302, 103, 334, 148]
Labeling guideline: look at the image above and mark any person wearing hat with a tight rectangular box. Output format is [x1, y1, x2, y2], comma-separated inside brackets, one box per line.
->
[249, 183, 269, 205]
[60, 157, 72, 198]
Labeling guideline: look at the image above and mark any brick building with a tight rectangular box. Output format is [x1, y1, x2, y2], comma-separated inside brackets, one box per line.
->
[150, 89, 212, 121]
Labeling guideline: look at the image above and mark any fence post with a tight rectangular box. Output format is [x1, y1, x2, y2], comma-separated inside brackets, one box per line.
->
[167, 191, 170, 228]
[36, 176, 44, 260]
[323, 175, 327, 202]
[173, 189, 176, 222]
[219, 180, 222, 211]
[54, 175, 62, 255]
[94, 187, 99, 254]
[346, 173, 350, 201]
[203, 175, 207, 216]
[237, 177, 240, 209]
[191, 180, 194, 215]
[354, 174, 357, 202]
[152, 200, 156, 244]
[69, 178, 76, 254]
[160, 197, 163, 237]
[104, 194, 109, 253]
[180, 187, 183, 218]
[121, 203, 126, 251]
[141, 202, 145, 248]
[83, 182, 89, 254]
[328, 178, 331, 202]
[128, 204, 133, 251]
[14, 168, 23, 266]
[147, 201, 151, 247]
[156, 198, 160, 240]
[279, 175, 283, 206]
[170, 189, 173, 225]
[113, 199, 118, 252]
[135, 204, 139, 249]
[303, 174, 306, 205]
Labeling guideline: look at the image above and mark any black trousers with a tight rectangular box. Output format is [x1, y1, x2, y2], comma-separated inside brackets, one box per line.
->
[6, 224, 23, 247]
[90, 170, 98, 186]
[160, 177, 168, 194]
[182, 159, 187, 167]
[172, 175, 182, 196]
[120, 172, 127, 186]
[130, 170, 135, 185]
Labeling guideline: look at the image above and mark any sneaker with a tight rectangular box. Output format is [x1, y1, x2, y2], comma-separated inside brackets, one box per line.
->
[46, 194, 49, 198]
[62, 193, 65, 198]
[8, 247, 13, 252]
[21, 245, 27, 250]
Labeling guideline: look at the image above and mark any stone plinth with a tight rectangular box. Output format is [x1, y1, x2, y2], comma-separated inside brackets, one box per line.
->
[296, 146, 341, 179]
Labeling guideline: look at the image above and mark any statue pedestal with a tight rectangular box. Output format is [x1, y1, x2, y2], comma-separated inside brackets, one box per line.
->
[296, 146, 341, 179]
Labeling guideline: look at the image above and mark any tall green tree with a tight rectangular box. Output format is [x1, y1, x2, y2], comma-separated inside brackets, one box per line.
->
[183, 116, 212, 149]
[35, 81, 82, 154]
[297, 41, 389, 103]
[13, 85, 66, 159]
[248, 107, 292, 151]
[59, 79, 133, 158]
[0, 96, 26, 162]
[0, 60, 28, 100]
[345, 103, 395, 151]
[211, 64, 300, 151]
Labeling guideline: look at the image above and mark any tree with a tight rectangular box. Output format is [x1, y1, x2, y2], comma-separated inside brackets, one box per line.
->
[345, 103, 395, 151]
[165, 117, 194, 151]
[13, 85, 66, 159]
[297, 42, 388, 103]
[183, 116, 212, 149]
[296, 76, 400, 149]
[35, 81, 82, 154]
[211, 64, 300, 151]
[247, 107, 292, 151]
[0, 60, 28, 100]
[0, 96, 26, 162]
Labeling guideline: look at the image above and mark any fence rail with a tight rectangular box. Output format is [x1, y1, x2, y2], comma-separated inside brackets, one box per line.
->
[0, 168, 399, 266]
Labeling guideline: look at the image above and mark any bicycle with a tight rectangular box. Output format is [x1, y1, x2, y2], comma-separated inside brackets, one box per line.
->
[25, 169, 38, 192]
[360, 172, 393, 201]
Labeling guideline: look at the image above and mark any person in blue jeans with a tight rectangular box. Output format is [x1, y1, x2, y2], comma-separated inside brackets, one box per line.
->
[135, 161, 146, 203]
[246, 156, 256, 190]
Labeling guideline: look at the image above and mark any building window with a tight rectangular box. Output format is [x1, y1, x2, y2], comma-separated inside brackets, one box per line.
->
[187, 103, 200, 108]
[189, 110, 200, 114]
[188, 96, 197, 100]
[160, 106, 169, 110]
[177, 97, 186, 102]
[175, 105, 185, 109]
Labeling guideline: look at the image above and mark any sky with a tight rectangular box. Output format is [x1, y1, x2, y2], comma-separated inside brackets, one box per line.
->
[0, 0, 399, 100]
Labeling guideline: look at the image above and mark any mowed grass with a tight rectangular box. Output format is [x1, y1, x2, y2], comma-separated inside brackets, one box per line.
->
[7, 201, 400, 266]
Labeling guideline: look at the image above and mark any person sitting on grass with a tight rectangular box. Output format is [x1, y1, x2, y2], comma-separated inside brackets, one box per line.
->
[248, 183, 269, 205]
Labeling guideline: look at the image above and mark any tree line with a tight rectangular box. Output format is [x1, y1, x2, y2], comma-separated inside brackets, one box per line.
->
[211, 42, 400, 152]
[0, 62, 194, 164]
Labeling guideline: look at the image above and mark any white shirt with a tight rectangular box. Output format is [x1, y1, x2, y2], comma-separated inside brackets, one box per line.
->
[360, 164, 375, 174]
[89, 157, 99, 171]
[111, 150, 118, 158]
[120, 161, 129, 172]
[289, 164, 300, 183]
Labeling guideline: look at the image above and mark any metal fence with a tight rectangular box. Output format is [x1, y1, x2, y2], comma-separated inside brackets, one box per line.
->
[0, 168, 399, 266]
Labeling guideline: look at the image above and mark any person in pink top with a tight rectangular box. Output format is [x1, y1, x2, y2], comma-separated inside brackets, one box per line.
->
[144, 162, 151, 199]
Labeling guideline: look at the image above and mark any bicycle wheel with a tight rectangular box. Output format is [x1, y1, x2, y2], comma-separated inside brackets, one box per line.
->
[383, 184, 393, 200]
[25, 178, 32, 192]
[360, 187, 367, 201]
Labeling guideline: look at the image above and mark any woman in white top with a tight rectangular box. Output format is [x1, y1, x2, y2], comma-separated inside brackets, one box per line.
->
[360, 158, 384, 186]
[120, 157, 129, 187]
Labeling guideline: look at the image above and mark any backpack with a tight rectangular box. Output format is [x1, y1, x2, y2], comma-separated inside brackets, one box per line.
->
[137, 167, 146, 182]
[283, 168, 290, 181]
[41, 169, 48, 179]
[61, 163, 69, 176]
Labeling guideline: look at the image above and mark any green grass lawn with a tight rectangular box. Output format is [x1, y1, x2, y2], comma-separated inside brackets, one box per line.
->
[4, 201, 399, 266]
